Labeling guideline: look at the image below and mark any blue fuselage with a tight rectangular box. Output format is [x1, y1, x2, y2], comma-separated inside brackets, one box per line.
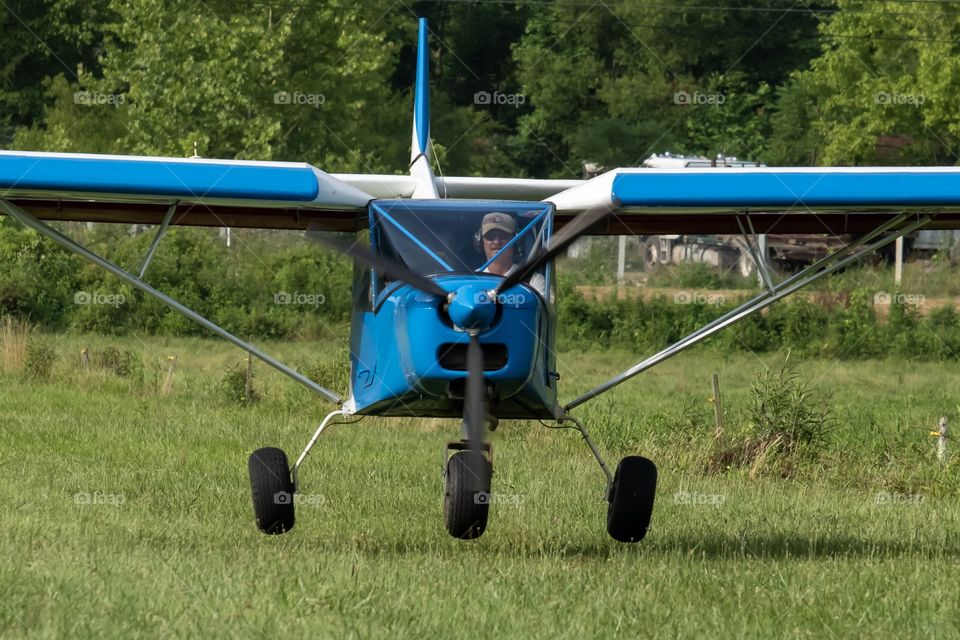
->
[349, 274, 558, 419]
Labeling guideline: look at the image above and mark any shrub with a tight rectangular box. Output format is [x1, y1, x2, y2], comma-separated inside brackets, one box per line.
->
[747, 352, 832, 455]
[23, 337, 56, 381]
[300, 348, 352, 399]
[93, 346, 144, 385]
[221, 360, 260, 404]
[647, 261, 755, 290]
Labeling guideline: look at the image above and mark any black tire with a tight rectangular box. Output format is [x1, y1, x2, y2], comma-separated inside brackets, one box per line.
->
[248, 447, 295, 535]
[443, 451, 492, 540]
[606, 456, 657, 543]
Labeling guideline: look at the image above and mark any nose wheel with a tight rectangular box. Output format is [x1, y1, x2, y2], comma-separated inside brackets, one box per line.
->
[443, 441, 492, 539]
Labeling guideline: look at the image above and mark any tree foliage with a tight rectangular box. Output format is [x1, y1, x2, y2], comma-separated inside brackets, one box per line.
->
[795, 0, 960, 165]
[7, 0, 960, 341]
[16, 1, 960, 170]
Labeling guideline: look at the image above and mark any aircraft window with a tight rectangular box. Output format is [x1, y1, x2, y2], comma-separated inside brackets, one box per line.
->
[352, 229, 373, 311]
[373, 208, 549, 296]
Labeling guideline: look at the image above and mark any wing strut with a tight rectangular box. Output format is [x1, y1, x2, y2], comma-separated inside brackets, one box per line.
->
[0, 199, 343, 405]
[563, 213, 931, 412]
[139, 202, 177, 278]
[736, 214, 775, 293]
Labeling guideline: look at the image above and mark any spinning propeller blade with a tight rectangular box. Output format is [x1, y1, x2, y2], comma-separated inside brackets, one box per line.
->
[307, 225, 448, 298]
[309, 205, 602, 468]
[494, 204, 613, 295]
[465, 333, 488, 470]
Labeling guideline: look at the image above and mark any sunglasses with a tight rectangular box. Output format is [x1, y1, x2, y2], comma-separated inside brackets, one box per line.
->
[483, 230, 511, 242]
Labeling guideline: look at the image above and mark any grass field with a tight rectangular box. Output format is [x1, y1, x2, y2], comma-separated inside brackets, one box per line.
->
[2, 332, 960, 638]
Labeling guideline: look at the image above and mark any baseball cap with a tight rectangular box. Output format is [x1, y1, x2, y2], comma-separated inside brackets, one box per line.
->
[481, 212, 516, 236]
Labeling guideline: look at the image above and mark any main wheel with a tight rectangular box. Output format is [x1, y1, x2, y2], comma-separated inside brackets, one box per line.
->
[248, 447, 295, 534]
[606, 456, 657, 543]
[444, 451, 492, 540]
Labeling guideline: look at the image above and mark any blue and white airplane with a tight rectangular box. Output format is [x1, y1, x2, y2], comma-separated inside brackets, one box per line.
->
[2, 18, 960, 542]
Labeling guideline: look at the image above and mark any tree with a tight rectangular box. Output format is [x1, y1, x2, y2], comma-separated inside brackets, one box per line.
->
[14, 0, 408, 171]
[795, 0, 960, 165]
[0, 0, 113, 145]
[511, 0, 827, 174]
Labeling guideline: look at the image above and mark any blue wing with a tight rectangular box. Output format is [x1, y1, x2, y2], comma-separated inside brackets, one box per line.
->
[547, 167, 960, 234]
[0, 150, 374, 231]
[7, 149, 960, 235]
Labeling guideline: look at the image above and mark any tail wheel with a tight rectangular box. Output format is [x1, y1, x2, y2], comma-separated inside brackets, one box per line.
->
[248, 447, 295, 535]
[443, 451, 492, 540]
[606, 456, 657, 543]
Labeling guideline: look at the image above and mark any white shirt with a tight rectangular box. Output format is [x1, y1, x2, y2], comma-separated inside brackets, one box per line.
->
[482, 264, 547, 298]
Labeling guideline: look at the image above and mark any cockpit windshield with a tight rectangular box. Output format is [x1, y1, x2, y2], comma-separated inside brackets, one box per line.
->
[369, 201, 552, 296]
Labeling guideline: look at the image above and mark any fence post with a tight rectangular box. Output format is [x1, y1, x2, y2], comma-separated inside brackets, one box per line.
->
[161, 355, 176, 396]
[711, 372, 724, 444]
[244, 351, 255, 403]
[936, 416, 948, 463]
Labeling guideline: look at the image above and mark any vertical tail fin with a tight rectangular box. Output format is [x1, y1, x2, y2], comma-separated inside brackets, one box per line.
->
[410, 17, 438, 198]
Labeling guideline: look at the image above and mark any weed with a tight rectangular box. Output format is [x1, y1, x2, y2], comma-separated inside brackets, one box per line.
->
[0, 315, 32, 371]
[221, 361, 260, 404]
[748, 352, 833, 454]
[707, 353, 833, 476]
[92, 346, 145, 385]
[23, 336, 56, 381]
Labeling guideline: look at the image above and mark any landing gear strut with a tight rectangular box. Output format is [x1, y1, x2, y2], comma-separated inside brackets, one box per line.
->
[557, 415, 658, 543]
[247, 409, 358, 535]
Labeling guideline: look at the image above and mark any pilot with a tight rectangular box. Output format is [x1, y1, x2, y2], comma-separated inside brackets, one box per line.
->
[477, 212, 546, 296]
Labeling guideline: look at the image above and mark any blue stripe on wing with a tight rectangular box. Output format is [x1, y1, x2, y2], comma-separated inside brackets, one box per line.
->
[0, 154, 321, 202]
[612, 171, 960, 208]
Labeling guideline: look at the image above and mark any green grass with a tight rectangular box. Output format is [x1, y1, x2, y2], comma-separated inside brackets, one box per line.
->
[811, 258, 960, 297]
[2, 334, 960, 638]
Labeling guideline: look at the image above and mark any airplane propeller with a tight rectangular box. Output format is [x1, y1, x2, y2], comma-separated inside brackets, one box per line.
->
[463, 331, 487, 474]
[308, 227, 491, 467]
[306, 226, 448, 298]
[307, 204, 612, 474]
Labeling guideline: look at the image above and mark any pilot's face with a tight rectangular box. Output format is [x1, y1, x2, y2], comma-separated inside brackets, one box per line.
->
[483, 229, 513, 259]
